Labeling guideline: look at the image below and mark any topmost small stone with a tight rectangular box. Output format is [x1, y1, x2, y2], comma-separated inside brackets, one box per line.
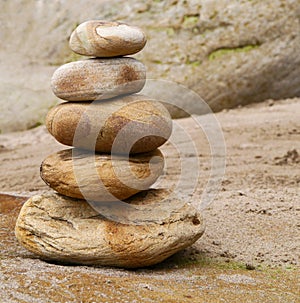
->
[69, 20, 147, 57]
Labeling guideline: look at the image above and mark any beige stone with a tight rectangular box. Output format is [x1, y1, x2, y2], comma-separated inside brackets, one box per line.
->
[40, 148, 164, 202]
[46, 94, 172, 154]
[51, 58, 146, 101]
[69, 20, 147, 57]
[15, 190, 205, 268]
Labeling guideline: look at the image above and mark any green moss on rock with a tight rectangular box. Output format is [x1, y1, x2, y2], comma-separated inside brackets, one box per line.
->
[208, 44, 260, 61]
[183, 15, 199, 28]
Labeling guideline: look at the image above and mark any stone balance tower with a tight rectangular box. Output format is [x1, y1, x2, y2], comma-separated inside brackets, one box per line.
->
[15, 21, 205, 268]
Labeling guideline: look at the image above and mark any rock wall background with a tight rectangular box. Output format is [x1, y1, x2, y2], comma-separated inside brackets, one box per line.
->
[1, 0, 299, 132]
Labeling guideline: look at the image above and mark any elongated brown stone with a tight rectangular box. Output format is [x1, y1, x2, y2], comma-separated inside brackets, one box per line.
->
[40, 148, 164, 202]
[51, 58, 146, 101]
[46, 94, 172, 154]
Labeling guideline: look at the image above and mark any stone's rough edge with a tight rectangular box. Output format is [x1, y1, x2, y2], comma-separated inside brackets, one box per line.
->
[14, 192, 205, 268]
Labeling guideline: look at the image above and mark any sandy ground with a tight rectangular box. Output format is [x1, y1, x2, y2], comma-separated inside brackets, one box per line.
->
[0, 98, 299, 302]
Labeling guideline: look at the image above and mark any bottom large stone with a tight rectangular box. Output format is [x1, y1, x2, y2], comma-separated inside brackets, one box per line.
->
[15, 190, 205, 268]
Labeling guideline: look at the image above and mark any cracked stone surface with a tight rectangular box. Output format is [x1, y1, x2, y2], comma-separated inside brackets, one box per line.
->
[15, 190, 205, 267]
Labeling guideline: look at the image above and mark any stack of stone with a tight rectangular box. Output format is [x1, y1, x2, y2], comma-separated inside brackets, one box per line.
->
[15, 21, 205, 268]
[43, 20, 173, 203]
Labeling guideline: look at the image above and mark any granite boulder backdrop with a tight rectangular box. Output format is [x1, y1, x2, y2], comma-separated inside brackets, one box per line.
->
[1, 0, 299, 131]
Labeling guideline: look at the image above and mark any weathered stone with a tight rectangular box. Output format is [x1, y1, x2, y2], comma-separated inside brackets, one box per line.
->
[40, 149, 164, 202]
[46, 94, 172, 154]
[138, 0, 300, 116]
[51, 58, 146, 101]
[69, 20, 146, 57]
[15, 190, 205, 268]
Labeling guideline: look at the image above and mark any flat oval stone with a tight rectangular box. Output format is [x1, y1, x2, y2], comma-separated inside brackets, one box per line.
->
[51, 58, 146, 101]
[15, 190, 205, 268]
[46, 94, 172, 154]
[69, 20, 146, 57]
[40, 148, 164, 202]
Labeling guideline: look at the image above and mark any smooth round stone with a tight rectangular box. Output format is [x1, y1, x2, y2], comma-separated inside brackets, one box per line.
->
[40, 148, 164, 202]
[69, 20, 147, 57]
[15, 190, 205, 268]
[51, 58, 146, 101]
[46, 94, 172, 154]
